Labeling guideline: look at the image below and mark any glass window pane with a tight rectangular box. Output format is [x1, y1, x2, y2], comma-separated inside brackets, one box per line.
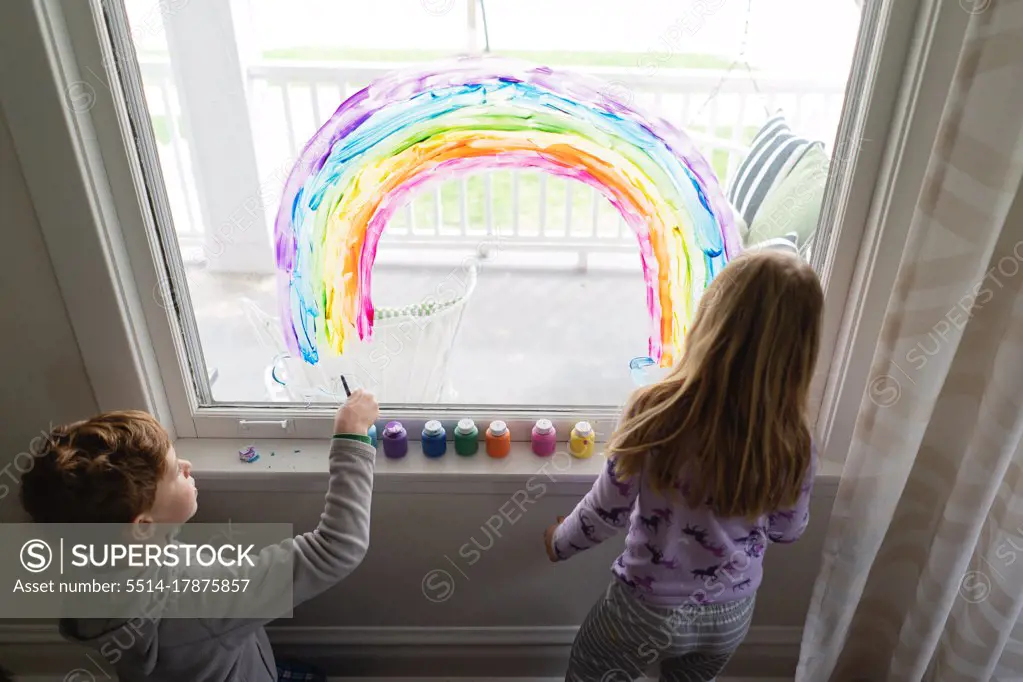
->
[121, 0, 865, 408]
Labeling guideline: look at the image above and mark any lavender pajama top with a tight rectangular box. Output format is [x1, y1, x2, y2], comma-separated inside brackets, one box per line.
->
[552, 443, 816, 608]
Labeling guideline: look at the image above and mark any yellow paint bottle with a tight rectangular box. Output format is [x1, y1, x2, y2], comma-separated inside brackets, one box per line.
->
[569, 421, 595, 459]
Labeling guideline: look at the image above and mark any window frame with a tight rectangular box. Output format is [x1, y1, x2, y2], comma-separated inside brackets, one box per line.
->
[0, 0, 966, 456]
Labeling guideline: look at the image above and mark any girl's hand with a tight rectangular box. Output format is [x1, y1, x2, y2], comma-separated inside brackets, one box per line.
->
[544, 516, 566, 562]
[334, 389, 379, 435]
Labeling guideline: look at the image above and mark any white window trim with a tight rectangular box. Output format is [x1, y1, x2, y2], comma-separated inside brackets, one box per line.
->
[814, 0, 971, 467]
[0, 0, 967, 465]
[171, 437, 847, 495]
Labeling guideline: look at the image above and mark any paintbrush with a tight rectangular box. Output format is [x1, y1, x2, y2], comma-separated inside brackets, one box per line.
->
[340, 375, 351, 398]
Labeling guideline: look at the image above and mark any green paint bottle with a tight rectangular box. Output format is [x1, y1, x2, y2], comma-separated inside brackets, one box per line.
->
[454, 418, 479, 456]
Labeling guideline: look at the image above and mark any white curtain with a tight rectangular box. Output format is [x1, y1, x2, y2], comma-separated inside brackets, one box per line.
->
[798, 1, 1023, 680]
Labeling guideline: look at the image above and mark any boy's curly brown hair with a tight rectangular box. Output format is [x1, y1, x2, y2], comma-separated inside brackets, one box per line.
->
[20, 410, 171, 524]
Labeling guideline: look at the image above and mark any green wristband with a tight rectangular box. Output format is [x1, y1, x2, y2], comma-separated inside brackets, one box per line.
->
[332, 434, 372, 445]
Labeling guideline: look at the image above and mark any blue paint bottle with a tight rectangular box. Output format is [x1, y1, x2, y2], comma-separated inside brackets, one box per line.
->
[367, 424, 378, 448]
[422, 420, 447, 458]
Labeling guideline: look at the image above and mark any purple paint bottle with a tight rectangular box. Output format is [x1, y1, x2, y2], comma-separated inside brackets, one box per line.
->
[382, 421, 408, 459]
[531, 419, 557, 457]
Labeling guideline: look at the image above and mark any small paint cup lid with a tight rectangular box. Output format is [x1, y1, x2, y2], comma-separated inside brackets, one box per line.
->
[534, 419, 554, 434]
[574, 421, 593, 436]
[384, 421, 405, 436]
[456, 418, 476, 434]
[424, 420, 444, 435]
[488, 420, 508, 436]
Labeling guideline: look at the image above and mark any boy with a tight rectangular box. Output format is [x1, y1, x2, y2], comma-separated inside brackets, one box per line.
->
[19, 390, 379, 681]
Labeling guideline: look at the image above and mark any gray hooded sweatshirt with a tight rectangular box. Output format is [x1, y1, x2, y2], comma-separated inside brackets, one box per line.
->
[59, 437, 375, 681]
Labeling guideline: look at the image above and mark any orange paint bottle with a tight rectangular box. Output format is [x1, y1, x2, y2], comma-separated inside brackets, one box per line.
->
[486, 420, 512, 458]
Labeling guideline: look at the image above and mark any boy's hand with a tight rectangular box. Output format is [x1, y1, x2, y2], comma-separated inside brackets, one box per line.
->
[544, 516, 566, 562]
[334, 389, 379, 435]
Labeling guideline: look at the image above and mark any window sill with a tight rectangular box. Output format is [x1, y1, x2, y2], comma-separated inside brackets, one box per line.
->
[175, 438, 844, 496]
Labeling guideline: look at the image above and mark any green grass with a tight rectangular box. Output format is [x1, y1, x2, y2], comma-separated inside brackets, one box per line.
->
[151, 115, 170, 145]
[145, 117, 756, 230]
[391, 172, 620, 237]
[147, 44, 755, 230]
[390, 122, 760, 235]
[691, 124, 761, 183]
[262, 47, 734, 70]
[136, 47, 170, 58]
[147, 114, 189, 146]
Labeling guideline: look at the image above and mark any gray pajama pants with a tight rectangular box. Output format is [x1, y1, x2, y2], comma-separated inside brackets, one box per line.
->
[565, 580, 755, 682]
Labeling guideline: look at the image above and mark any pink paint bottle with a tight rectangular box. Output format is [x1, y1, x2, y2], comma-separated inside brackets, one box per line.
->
[531, 419, 557, 457]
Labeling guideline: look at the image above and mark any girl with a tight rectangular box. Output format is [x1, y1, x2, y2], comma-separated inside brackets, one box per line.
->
[545, 249, 822, 682]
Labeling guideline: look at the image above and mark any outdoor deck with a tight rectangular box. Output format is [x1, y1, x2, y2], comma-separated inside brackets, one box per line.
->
[193, 260, 651, 407]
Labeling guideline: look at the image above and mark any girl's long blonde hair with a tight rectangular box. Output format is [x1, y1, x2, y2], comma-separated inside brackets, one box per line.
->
[610, 249, 823, 519]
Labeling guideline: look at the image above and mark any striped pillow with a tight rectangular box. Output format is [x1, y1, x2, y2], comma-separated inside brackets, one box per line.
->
[728, 112, 822, 227]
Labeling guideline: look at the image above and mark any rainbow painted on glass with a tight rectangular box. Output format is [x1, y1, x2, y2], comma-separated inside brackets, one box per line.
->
[275, 57, 740, 367]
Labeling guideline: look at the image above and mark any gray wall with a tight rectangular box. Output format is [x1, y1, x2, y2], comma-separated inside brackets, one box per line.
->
[0, 106, 97, 524]
[195, 488, 834, 630]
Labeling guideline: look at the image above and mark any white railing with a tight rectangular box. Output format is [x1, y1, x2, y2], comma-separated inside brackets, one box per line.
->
[140, 58, 847, 263]
[138, 60, 204, 250]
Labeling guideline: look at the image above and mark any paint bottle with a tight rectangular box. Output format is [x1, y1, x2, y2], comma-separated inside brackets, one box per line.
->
[485, 420, 511, 459]
[569, 421, 595, 459]
[382, 421, 408, 459]
[454, 418, 479, 456]
[531, 419, 557, 457]
[421, 420, 447, 458]
[367, 424, 378, 448]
